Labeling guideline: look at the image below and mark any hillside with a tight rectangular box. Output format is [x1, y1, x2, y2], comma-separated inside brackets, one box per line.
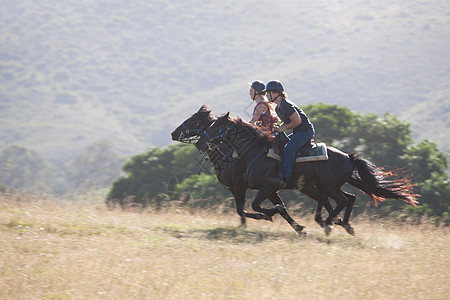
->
[1, 0, 449, 165]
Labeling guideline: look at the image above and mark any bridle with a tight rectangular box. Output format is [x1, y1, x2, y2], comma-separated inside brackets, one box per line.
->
[176, 120, 208, 144]
[202, 122, 233, 150]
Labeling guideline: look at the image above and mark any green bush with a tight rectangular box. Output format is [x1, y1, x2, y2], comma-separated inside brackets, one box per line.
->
[174, 174, 230, 205]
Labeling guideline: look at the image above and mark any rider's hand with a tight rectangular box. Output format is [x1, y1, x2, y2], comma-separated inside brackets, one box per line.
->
[274, 125, 284, 133]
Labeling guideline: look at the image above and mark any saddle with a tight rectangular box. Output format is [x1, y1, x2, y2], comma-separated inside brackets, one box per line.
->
[267, 132, 329, 163]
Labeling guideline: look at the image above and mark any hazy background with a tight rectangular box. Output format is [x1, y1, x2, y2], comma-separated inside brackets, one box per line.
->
[1, 0, 449, 165]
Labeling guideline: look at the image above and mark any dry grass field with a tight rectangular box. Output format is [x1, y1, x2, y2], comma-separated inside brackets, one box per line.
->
[0, 192, 448, 300]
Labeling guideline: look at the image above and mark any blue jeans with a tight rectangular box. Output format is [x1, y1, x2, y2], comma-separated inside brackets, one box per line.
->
[281, 128, 315, 180]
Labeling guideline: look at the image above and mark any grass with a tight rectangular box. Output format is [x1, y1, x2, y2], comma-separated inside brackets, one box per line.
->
[0, 193, 448, 299]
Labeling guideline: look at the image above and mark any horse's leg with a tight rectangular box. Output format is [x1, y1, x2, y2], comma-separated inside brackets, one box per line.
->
[231, 189, 246, 226]
[342, 192, 356, 225]
[323, 188, 350, 236]
[231, 188, 273, 224]
[301, 186, 335, 228]
[267, 192, 305, 234]
[250, 187, 279, 218]
[339, 191, 356, 235]
[314, 202, 324, 227]
[244, 210, 274, 221]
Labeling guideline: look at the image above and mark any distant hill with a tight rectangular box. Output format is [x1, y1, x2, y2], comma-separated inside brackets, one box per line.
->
[1, 0, 449, 166]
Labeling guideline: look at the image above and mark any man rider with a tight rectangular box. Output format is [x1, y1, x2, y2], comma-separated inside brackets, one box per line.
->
[265, 80, 315, 189]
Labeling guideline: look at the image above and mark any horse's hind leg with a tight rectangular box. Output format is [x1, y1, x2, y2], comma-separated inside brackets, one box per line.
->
[339, 191, 356, 235]
[301, 186, 335, 228]
[323, 188, 349, 236]
[314, 202, 324, 227]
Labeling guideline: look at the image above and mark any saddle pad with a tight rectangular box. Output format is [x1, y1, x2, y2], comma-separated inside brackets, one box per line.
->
[267, 142, 329, 162]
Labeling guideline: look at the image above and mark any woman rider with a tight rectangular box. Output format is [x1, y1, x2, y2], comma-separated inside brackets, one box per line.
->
[265, 80, 315, 189]
[248, 80, 278, 131]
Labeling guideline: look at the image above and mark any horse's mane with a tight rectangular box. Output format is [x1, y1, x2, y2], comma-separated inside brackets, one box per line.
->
[229, 116, 275, 148]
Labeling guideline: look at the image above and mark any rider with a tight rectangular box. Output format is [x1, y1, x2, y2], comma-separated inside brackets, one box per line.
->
[248, 80, 278, 130]
[265, 80, 315, 189]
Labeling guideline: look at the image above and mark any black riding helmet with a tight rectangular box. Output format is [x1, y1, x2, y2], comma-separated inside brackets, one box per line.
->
[264, 80, 285, 102]
[248, 80, 266, 93]
[264, 80, 284, 93]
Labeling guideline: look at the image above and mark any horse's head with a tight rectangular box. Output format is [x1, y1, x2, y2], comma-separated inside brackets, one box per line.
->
[196, 112, 232, 151]
[171, 105, 215, 143]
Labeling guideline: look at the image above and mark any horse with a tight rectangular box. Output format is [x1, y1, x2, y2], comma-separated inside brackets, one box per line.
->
[196, 112, 419, 235]
[171, 105, 306, 234]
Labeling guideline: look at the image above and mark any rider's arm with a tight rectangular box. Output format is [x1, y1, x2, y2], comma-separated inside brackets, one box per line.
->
[249, 104, 267, 125]
[276, 111, 301, 132]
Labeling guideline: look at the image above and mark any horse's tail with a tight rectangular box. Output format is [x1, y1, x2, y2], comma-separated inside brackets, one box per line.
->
[348, 153, 419, 206]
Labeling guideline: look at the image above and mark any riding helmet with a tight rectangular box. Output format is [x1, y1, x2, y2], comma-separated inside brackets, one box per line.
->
[248, 80, 266, 93]
[264, 80, 285, 92]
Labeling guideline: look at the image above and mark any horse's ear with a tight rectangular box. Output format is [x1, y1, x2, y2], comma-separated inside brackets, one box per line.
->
[199, 105, 210, 113]
[225, 112, 230, 119]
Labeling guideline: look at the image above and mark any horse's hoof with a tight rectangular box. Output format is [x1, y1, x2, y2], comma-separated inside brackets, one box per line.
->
[344, 224, 354, 236]
[294, 224, 305, 232]
[333, 217, 343, 225]
[297, 231, 307, 238]
[315, 215, 324, 226]
[324, 225, 332, 236]
[317, 219, 325, 228]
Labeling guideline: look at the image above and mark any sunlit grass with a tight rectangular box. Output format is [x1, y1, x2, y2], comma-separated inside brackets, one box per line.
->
[0, 193, 448, 299]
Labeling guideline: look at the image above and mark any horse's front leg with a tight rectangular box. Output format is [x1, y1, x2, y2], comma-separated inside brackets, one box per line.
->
[266, 191, 305, 236]
[231, 188, 272, 225]
[251, 187, 279, 218]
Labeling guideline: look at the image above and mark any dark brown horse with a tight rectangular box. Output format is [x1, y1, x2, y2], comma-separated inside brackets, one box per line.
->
[171, 105, 306, 234]
[196, 112, 419, 235]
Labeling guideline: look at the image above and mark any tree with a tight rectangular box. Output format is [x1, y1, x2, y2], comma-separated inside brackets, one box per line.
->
[174, 174, 231, 207]
[402, 140, 449, 218]
[65, 141, 125, 193]
[107, 143, 208, 207]
[402, 140, 448, 182]
[416, 172, 449, 219]
[303, 104, 413, 167]
[303, 102, 355, 147]
[0, 145, 56, 192]
[348, 112, 413, 167]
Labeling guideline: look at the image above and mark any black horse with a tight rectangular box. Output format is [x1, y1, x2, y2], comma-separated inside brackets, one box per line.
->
[196, 112, 419, 235]
[171, 105, 306, 234]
